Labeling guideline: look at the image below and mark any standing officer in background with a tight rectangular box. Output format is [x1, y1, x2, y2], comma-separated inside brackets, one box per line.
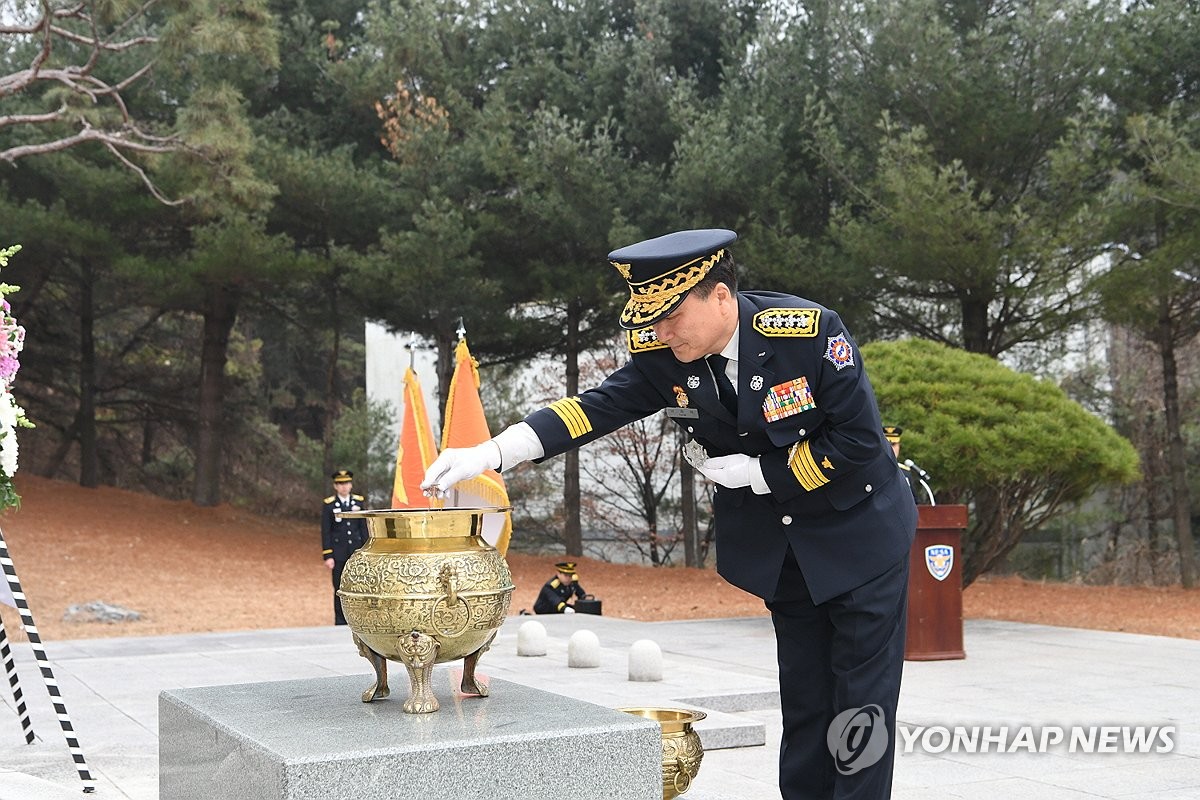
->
[423, 229, 917, 799]
[533, 561, 587, 614]
[321, 469, 369, 625]
[885, 425, 934, 505]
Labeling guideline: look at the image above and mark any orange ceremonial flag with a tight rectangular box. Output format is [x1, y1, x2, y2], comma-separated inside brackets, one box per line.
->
[440, 336, 513, 555]
[392, 366, 439, 509]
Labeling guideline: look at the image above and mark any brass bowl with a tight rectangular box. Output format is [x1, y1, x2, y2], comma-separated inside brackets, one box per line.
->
[619, 707, 707, 799]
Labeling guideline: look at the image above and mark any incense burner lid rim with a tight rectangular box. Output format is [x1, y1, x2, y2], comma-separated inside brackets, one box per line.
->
[336, 506, 511, 517]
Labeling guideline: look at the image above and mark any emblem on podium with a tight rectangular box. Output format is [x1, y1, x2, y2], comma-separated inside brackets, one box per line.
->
[924, 544, 954, 581]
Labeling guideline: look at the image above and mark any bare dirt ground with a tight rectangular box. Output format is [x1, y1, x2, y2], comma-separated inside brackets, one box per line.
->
[1, 475, 1198, 643]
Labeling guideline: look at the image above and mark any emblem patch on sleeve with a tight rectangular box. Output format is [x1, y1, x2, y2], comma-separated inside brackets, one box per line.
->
[762, 377, 816, 422]
[823, 332, 856, 371]
[752, 308, 821, 337]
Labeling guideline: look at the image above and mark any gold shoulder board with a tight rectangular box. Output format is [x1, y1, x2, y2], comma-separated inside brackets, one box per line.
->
[753, 308, 821, 337]
[627, 328, 669, 353]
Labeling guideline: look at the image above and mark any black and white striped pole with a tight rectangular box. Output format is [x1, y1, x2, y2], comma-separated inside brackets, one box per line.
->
[0, 527, 95, 792]
[1, 607, 34, 743]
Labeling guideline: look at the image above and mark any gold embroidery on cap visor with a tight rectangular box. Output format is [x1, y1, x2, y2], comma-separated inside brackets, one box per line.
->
[616, 249, 725, 328]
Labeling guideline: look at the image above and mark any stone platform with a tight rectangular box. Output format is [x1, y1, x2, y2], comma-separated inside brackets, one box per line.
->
[159, 669, 661, 800]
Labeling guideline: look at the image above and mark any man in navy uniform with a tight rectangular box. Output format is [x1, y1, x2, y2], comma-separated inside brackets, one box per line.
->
[533, 561, 587, 614]
[886, 425, 933, 505]
[321, 469, 369, 625]
[885, 425, 920, 503]
[422, 229, 916, 799]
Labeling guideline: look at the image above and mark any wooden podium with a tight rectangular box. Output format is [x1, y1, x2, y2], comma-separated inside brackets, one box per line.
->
[904, 504, 968, 661]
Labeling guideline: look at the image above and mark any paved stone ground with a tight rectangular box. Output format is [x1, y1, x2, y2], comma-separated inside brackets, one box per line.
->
[1, 618, 1198, 799]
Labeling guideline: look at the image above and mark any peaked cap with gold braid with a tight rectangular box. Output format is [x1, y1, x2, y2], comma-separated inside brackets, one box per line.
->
[609, 228, 737, 329]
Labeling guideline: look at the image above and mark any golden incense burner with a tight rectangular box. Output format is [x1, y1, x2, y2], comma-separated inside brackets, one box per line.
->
[619, 707, 707, 799]
[335, 507, 514, 713]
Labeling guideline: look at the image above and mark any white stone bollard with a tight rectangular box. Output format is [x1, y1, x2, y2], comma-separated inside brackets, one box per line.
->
[627, 639, 663, 682]
[567, 629, 601, 668]
[516, 620, 548, 657]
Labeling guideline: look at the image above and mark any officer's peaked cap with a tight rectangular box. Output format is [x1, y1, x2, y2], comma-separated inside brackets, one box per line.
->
[883, 426, 903, 443]
[555, 561, 578, 574]
[331, 469, 353, 482]
[609, 229, 737, 329]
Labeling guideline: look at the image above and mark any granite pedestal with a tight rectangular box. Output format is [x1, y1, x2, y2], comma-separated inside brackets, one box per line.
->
[160, 670, 661, 800]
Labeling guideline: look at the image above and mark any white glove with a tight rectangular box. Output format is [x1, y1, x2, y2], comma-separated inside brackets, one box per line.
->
[421, 442, 501, 497]
[491, 422, 544, 470]
[563, 606, 576, 614]
[696, 453, 770, 495]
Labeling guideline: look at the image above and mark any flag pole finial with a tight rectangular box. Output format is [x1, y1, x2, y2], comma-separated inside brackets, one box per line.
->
[405, 332, 418, 369]
[456, 317, 466, 342]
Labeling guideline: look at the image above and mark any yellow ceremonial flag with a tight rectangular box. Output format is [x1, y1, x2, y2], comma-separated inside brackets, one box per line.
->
[392, 366, 439, 509]
[440, 336, 513, 555]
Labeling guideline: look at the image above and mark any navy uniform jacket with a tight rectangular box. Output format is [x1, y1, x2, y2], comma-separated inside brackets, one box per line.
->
[524, 291, 917, 604]
[533, 576, 586, 614]
[321, 494, 369, 564]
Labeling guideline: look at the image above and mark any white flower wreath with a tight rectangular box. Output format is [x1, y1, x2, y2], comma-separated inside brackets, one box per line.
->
[0, 244, 33, 510]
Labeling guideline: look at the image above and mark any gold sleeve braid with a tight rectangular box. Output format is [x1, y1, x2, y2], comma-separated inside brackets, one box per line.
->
[547, 397, 593, 439]
[788, 440, 831, 491]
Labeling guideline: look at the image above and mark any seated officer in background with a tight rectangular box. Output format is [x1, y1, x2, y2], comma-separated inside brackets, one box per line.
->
[533, 561, 587, 614]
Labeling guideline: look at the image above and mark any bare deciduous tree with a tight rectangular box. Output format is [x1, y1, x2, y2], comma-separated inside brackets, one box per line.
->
[1, 1, 183, 202]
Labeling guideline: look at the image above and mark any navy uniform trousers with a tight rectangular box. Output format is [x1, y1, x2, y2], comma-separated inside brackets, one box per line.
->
[769, 546, 909, 799]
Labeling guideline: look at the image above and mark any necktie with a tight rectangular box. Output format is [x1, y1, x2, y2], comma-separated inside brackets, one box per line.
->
[707, 354, 738, 415]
